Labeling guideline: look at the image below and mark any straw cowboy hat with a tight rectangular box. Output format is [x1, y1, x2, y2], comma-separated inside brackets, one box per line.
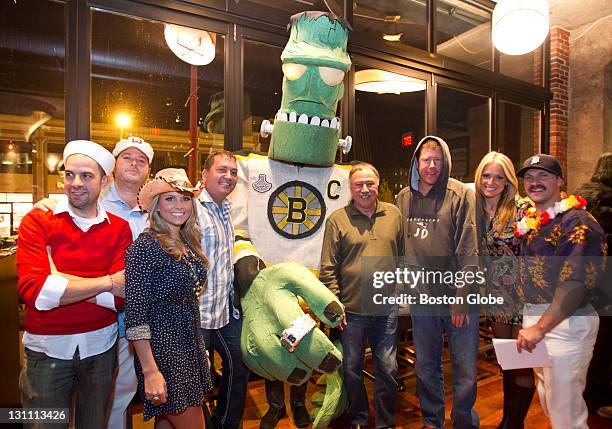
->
[138, 168, 201, 212]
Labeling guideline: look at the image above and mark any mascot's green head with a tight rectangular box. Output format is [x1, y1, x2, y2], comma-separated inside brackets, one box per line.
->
[268, 11, 351, 167]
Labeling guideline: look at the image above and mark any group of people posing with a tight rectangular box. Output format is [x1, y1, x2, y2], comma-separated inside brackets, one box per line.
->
[15, 134, 609, 429]
[17, 138, 248, 429]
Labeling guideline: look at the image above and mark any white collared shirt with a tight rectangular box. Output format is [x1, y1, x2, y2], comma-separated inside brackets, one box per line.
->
[100, 181, 148, 240]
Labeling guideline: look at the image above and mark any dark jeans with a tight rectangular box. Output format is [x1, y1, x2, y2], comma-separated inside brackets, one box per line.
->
[19, 343, 117, 429]
[585, 315, 612, 410]
[341, 309, 398, 428]
[201, 315, 249, 429]
[265, 378, 308, 410]
[411, 310, 480, 429]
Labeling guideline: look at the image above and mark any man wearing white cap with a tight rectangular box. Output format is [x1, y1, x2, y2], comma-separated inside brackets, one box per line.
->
[33, 136, 155, 429]
[17, 140, 133, 429]
[105, 136, 154, 429]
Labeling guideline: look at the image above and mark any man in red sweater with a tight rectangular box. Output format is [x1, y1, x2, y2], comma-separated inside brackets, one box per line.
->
[17, 140, 132, 429]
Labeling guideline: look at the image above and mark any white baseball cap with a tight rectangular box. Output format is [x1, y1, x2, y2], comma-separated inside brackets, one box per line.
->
[112, 136, 154, 163]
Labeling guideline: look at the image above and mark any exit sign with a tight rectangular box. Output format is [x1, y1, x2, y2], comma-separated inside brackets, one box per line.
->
[402, 132, 414, 147]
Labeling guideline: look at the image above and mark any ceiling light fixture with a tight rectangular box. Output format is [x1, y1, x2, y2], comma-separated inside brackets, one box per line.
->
[354, 69, 426, 94]
[164, 24, 216, 66]
[492, 0, 549, 55]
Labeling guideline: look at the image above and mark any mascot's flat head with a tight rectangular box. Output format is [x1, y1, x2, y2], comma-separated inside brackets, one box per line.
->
[269, 11, 351, 167]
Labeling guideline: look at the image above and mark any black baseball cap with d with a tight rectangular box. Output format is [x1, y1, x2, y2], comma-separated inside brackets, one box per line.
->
[517, 154, 563, 178]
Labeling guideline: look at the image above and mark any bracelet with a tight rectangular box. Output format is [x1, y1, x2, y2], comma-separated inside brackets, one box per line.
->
[108, 274, 114, 289]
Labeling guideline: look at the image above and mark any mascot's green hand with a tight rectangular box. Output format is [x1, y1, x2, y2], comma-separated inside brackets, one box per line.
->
[240, 262, 345, 385]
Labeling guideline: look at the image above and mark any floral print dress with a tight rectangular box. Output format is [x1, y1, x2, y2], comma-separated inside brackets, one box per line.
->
[483, 215, 523, 325]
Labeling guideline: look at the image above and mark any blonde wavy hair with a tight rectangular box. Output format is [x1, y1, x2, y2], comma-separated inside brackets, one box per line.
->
[474, 151, 519, 234]
[148, 193, 208, 266]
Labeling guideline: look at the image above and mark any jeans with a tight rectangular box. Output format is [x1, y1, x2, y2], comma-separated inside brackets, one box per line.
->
[19, 343, 117, 429]
[341, 309, 398, 428]
[265, 378, 308, 409]
[411, 310, 480, 429]
[201, 314, 249, 429]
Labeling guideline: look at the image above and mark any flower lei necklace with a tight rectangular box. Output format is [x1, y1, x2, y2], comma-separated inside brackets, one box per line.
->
[514, 192, 587, 237]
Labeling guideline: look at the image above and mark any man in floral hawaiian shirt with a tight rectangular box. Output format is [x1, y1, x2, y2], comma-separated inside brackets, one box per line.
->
[515, 153, 607, 429]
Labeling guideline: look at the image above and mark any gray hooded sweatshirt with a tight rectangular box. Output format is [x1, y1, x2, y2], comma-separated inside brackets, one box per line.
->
[395, 135, 478, 273]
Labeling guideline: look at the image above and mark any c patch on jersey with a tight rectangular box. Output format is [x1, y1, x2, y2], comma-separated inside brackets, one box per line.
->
[267, 180, 326, 239]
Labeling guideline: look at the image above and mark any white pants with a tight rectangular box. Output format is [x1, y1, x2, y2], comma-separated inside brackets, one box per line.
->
[523, 304, 599, 429]
[107, 337, 138, 429]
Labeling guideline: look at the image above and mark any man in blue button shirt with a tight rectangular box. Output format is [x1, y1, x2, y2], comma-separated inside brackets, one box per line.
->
[197, 150, 249, 429]
[103, 136, 153, 429]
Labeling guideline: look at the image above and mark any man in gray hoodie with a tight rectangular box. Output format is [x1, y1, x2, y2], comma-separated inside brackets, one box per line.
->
[395, 136, 479, 429]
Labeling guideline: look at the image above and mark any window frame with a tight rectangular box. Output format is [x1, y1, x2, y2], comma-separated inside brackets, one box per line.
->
[61, 0, 549, 162]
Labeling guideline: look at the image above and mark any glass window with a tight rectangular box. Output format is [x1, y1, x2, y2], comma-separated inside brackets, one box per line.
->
[496, 101, 541, 170]
[436, 0, 492, 69]
[229, 1, 335, 27]
[353, 1, 428, 51]
[243, 40, 284, 153]
[436, 85, 490, 182]
[0, 192, 34, 236]
[353, 65, 427, 199]
[1, 142, 32, 175]
[0, 0, 65, 230]
[91, 10, 225, 175]
[499, 46, 544, 86]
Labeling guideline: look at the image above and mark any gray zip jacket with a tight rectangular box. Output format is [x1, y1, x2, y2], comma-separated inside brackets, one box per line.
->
[395, 135, 478, 274]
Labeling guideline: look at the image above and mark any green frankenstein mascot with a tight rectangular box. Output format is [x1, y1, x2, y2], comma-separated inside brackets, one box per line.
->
[229, 11, 351, 429]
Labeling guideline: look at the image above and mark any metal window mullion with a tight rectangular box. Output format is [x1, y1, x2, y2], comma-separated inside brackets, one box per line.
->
[66, 0, 91, 142]
[225, 23, 243, 152]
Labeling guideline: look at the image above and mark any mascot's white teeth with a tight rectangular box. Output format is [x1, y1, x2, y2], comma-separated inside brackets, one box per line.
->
[275, 111, 341, 130]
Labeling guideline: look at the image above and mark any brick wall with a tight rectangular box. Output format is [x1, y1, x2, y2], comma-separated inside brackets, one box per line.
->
[533, 45, 544, 153]
[548, 26, 570, 177]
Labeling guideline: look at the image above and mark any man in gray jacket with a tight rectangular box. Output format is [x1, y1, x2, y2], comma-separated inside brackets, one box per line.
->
[395, 136, 479, 429]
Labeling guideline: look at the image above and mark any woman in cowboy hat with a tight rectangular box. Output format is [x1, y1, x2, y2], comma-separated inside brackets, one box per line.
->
[125, 168, 212, 428]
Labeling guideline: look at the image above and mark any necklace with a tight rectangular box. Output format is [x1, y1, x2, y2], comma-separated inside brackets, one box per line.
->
[514, 193, 587, 237]
[184, 246, 205, 299]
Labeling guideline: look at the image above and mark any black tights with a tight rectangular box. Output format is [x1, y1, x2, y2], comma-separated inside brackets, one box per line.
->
[492, 321, 535, 389]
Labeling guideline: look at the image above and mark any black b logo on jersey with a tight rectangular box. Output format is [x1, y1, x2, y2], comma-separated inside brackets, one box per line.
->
[268, 181, 326, 239]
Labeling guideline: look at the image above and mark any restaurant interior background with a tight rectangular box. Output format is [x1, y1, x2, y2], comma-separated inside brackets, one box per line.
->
[1, 0, 610, 408]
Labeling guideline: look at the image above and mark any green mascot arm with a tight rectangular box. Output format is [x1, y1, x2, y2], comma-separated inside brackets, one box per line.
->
[240, 262, 345, 385]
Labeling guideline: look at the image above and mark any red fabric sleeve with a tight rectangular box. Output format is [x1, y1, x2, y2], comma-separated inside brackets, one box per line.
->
[16, 211, 52, 307]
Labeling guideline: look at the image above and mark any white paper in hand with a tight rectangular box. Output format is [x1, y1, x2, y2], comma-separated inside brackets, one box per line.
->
[493, 338, 552, 370]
